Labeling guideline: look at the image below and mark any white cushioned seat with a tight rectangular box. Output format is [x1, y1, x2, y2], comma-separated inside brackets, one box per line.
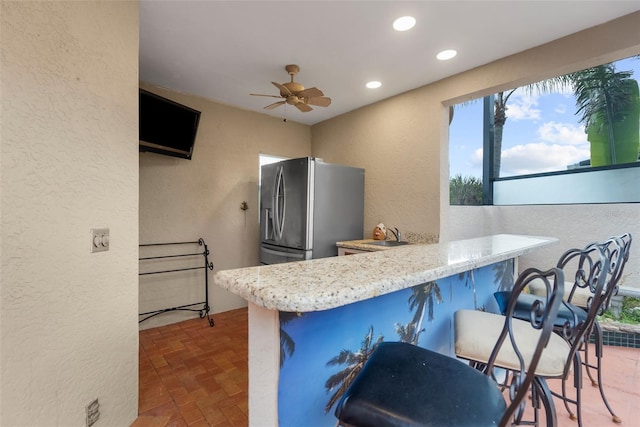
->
[455, 309, 571, 377]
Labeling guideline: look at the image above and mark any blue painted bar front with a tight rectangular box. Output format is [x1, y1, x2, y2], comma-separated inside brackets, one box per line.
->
[277, 260, 513, 425]
[214, 234, 558, 426]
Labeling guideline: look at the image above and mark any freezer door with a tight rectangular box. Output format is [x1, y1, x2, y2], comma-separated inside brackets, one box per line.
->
[312, 161, 365, 258]
[259, 244, 312, 265]
[260, 158, 312, 250]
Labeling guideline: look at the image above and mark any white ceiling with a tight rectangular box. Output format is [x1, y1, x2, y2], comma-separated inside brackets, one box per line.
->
[139, 1, 640, 126]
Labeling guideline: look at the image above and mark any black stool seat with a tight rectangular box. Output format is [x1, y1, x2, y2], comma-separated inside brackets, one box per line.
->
[334, 341, 507, 427]
[494, 291, 587, 328]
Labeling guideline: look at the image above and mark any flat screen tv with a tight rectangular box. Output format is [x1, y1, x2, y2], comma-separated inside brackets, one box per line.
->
[139, 89, 201, 160]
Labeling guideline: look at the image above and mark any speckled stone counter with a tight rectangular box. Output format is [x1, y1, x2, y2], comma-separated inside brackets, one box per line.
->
[214, 234, 557, 312]
[335, 238, 406, 251]
[336, 231, 439, 252]
[215, 234, 557, 427]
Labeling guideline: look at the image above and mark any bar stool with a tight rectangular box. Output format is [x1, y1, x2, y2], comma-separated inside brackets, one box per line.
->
[523, 233, 632, 423]
[457, 243, 609, 427]
[334, 266, 565, 427]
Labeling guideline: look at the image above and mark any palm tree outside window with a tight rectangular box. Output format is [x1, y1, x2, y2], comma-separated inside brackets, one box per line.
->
[449, 55, 639, 205]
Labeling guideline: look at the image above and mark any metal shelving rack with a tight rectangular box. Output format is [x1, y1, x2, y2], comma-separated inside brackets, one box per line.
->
[138, 238, 214, 327]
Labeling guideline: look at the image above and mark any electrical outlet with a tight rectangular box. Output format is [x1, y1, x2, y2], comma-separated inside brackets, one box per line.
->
[91, 228, 109, 253]
[86, 398, 100, 427]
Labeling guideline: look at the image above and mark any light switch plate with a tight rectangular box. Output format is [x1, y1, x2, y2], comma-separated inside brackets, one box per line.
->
[91, 228, 109, 253]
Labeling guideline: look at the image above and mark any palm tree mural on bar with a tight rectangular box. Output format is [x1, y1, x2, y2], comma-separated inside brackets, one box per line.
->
[324, 326, 383, 413]
[407, 281, 442, 344]
[276, 261, 514, 425]
[323, 282, 443, 411]
[494, 258, 514, 292]
[457, 270, 478, 309]
[395, 320, 420, 343]
[279, 311, 300, 367]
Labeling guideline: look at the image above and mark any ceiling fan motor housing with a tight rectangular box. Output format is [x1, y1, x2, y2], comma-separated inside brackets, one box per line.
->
[286, 95, 300, 105]
[283, 82, 304, 94]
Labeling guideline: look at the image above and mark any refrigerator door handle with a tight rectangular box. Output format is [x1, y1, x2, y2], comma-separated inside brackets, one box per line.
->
[273, 165, 286, 240]
[264, 208, 272, 240]
[273, 166, 280, 239]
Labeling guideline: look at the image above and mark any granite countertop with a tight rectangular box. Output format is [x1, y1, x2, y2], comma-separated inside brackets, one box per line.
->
[214, 234, 557, 312]
[335, 239, 407, 251]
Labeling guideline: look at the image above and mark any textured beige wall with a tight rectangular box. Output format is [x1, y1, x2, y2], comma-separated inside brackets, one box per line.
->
[139, 83, 311, 328]
[449, 204, 640, 289]
[312, 89, 442, 241]
[1, 2, 139, 426]
[313, 12, 640, 275]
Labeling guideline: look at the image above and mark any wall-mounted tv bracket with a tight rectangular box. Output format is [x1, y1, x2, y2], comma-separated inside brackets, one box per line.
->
[138, 238, 214, 327]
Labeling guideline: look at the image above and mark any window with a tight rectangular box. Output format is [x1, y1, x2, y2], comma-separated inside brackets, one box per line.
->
[449, 55, 640, 205]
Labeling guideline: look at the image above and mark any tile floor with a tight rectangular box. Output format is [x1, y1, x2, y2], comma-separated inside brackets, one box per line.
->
[134, 308, 248, 427]
[133, 307, 640, 427]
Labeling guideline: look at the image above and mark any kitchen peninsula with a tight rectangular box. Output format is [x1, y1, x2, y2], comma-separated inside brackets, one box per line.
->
[214, 234, 557, 426]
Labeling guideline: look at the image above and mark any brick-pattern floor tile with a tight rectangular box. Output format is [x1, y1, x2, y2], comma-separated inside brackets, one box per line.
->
[134, 307, 638, 426]
[136, 308, 249, 426]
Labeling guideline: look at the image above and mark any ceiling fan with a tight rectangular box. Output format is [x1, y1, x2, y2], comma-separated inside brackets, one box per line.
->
[250, 64, 331, 113]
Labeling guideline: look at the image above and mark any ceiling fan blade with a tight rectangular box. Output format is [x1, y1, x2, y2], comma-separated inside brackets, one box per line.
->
[272, 81, 291, 97]
[264, 100, 286, 110]
[250, 93, 283, 98]
[295, 103, 313, 112]
[297, 87, 324, 99]
[306, 96, 331, 107]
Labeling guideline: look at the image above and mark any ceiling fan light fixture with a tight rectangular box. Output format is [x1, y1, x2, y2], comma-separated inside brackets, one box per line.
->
[366, 81, 382, 89]
[393, 16, 416, 31]
[437, 49, 457, 60]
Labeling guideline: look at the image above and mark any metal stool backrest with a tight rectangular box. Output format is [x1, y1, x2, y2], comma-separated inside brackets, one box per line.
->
[566, 233, 632, 425]
[561, 234, 631, 315]
[553, 243, 610, 378]
[487, 266, 566, 426]
[594, 233, 632, 315]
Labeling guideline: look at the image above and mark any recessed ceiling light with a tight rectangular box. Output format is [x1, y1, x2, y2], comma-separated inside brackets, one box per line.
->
[437, 49, 457, 60]
[366, 81, 382, 89]
[393, 16, 416, 32]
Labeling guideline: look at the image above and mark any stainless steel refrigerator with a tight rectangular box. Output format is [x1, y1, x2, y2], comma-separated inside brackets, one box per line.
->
[260, 157, 364, 264]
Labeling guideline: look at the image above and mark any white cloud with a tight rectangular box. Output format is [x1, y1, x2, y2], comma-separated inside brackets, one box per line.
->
[506, 85, 576, 122]
[500, 142, 590, 176]
[537, 121, 587, 146]
[505, 92, 541, 121]
[471, 147, 483, 167]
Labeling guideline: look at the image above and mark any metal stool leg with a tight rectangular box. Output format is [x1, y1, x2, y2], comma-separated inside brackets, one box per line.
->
[533, 377, 557, 427]
[574, 353, 584, 427]
[589, 321, 622, 423]
[559, 371, 577, 422]
[553, 352, 583, 426]
[581, 328, 598, 386]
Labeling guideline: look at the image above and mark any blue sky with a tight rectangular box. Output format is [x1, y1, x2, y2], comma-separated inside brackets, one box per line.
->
[449, 56, 640, 179]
